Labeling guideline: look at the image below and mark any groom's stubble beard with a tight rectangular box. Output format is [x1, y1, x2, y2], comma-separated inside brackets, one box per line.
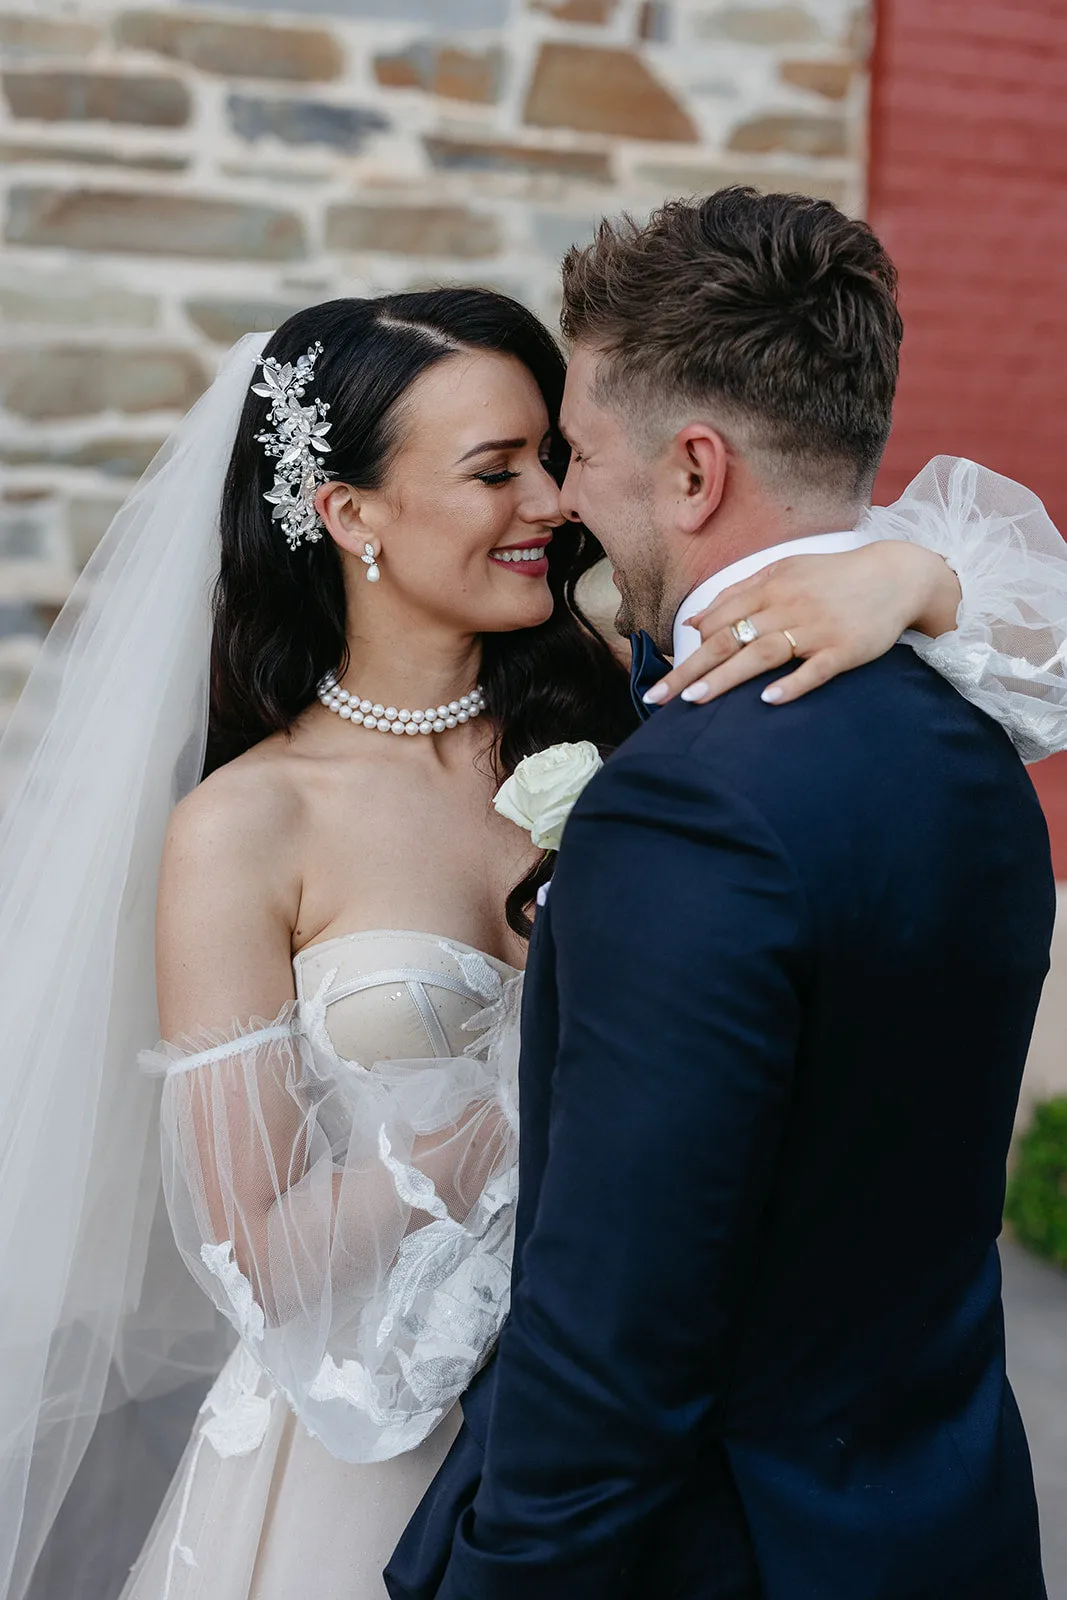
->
[612, 562, 672, 652]
[606, 467, 676, 652]
[612, 525, 678, 655]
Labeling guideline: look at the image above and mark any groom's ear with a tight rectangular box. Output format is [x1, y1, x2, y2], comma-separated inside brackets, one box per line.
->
[669, 425, 728, 534]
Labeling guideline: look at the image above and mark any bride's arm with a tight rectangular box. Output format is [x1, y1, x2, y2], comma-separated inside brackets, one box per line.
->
[158, 768, 506, 1258]
[153, 771, 518, 1460]
[652, 540, 957, 708]
[155, 767, 308, 1304]
[647, 459, 1067, 762]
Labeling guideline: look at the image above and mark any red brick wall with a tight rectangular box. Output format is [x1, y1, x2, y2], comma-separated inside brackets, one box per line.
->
[867, 0, 1067, 873]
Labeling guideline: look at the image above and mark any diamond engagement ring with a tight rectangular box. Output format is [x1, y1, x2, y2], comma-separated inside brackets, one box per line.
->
[730, 617, 760, 647]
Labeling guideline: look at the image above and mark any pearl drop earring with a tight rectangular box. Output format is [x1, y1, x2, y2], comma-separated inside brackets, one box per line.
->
[361, 542, 381, 584]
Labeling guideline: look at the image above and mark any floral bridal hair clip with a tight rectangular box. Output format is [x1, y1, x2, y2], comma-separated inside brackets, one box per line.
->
[253, 340, 333, 550]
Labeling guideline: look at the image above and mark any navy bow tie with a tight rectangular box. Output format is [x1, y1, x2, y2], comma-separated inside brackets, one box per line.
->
[629, 631, 671, 720]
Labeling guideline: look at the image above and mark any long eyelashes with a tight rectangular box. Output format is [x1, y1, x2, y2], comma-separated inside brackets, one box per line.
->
[476, 461, 555, 487]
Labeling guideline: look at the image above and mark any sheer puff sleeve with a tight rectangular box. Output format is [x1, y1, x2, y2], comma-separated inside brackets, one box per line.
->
[867, 456, 1067, 763]
[141, 967, 521, 1464]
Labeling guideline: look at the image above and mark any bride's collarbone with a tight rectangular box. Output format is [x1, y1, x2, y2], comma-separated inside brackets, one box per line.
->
[284, 740, 534, 967]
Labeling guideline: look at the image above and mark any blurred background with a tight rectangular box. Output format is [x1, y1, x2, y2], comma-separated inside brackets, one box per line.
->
[1, 0, 1066, 1589]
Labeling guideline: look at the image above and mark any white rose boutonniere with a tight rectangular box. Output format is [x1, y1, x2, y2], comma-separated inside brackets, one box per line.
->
[493, 741, 604, 852]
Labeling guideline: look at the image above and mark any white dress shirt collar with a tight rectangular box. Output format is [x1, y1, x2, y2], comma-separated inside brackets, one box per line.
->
[672, 528, 874, 666]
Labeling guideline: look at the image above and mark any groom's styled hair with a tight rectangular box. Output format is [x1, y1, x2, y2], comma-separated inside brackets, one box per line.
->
[560, 187, 902, 498]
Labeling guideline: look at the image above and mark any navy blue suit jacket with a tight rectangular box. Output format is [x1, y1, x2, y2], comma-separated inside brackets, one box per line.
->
[386, 646, 1054, 1600]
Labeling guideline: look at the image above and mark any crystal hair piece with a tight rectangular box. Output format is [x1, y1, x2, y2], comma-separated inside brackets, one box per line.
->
[252, 340, 332, 550]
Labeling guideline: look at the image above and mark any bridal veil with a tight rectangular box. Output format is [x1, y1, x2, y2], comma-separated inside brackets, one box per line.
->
[0, 334, 269, 1600]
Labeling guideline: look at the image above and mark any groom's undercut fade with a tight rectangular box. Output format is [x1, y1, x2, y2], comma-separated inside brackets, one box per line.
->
[560, 187, 903, 498]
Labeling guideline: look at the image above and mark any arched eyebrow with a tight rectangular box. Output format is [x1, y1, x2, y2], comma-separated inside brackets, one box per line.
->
[456, 437, 525, 464]
[456, 430, 554, 465]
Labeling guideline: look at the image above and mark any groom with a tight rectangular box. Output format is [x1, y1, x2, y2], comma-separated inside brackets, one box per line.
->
[385, 189, 1053, 1597]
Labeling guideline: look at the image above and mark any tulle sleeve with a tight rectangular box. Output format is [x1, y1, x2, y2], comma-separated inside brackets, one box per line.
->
[865, 456, 1067, 762]
[142, 969, 520, 1464]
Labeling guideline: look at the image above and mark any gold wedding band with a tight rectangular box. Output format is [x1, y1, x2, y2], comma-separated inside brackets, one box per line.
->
[782, 628, 799, 659]
[730, 617, 760, 647]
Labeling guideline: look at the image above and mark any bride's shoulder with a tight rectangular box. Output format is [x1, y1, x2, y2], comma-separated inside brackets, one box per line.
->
[157, 748, 304, 1024]
[170, 745, 303, 856]
[161, 744, 306, 925]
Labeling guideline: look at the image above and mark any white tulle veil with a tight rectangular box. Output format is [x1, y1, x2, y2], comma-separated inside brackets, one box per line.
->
[0, 333, 270, 1599]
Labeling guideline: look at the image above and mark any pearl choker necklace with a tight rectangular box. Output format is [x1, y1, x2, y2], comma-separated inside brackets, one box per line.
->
[317, 672, 486, 736]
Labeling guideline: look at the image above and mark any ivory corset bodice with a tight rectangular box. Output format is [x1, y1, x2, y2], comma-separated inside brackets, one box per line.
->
[292, 928, 521, 1066]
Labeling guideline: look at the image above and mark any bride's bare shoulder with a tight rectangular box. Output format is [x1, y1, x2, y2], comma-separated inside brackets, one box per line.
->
[159, 738, 310, 947]
[166, 739, 304, 866]
[157, 741, 308, 1027]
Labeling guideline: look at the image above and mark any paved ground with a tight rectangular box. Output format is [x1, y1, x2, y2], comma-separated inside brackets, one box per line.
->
[1003, 1236, 1067, 1598]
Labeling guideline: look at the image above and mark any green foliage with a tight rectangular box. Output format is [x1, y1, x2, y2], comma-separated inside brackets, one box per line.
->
[1006, 1097, 1067, 1270]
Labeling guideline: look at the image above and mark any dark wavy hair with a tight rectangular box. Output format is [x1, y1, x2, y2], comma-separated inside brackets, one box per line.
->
[208, 289, 635, 935]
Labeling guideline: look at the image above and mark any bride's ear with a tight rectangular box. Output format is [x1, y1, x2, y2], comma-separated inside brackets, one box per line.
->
[314, 480, 377, 557]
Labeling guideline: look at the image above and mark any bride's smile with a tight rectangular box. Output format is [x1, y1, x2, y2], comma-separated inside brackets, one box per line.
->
[487, 536, 553, 575]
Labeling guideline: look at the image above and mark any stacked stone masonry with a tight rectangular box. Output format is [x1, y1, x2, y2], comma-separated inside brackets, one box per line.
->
[0, 0, 870, 723]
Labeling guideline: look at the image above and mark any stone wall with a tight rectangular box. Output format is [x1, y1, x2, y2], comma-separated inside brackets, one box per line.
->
[0, 0, 869, 722]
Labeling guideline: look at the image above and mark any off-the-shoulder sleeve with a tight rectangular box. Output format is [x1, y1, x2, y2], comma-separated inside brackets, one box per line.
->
[142, 973, 520, 1464]
[865, 456, 1067, 762]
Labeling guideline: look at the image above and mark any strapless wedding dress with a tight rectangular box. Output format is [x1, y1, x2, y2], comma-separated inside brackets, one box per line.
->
[122, 931, 522, 1600]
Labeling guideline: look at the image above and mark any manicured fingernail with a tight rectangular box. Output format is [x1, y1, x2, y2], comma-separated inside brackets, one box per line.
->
[681, 682, 710, 704]
[643, 682, 669, 705]
[761, 685, 784, 704]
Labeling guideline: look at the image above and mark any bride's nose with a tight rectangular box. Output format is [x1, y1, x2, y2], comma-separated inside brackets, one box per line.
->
[521, 462, 564, 526]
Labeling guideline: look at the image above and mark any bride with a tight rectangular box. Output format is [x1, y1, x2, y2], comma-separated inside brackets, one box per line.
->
[2, 286, 1066, 1600]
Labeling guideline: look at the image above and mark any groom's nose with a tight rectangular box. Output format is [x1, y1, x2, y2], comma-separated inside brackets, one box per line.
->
[558, 462, 583, 523]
